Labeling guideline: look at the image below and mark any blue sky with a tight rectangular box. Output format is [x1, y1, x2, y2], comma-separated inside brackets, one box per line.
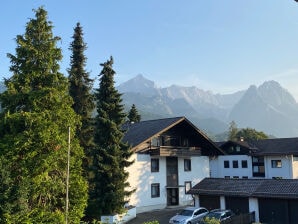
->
[2, 1, 298, 100]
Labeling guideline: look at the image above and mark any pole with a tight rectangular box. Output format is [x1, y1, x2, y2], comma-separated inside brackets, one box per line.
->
[66, 126, 70, 224]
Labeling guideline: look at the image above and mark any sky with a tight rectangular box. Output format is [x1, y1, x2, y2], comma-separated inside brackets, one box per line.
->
[2, 0, 298, 100]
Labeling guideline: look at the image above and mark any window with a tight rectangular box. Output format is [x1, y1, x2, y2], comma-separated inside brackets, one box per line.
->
[236, 146, 241, 152]
[185, 181, 192, 193]
[224, 176, 230, 179]
[271, 160, 282, 168]
[151, 183, 160, 198]
[184, 159, 191, 171]
[241, 160, 248, 168]
[233, 160, 238, 168]
[294, 156, 298, 161]
[224, 160, 230, 168]
[233, 176, 239, 179]
[194, 208, 208, 216]
[252, 156, 265, 177]
[242, 176, 248, 179]
[151, 158, 159, 172]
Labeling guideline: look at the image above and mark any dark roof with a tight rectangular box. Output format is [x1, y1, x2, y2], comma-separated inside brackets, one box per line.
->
[122, 116, 224, 155]
[249, 138, 298, 156]
[122, 117, 185, 148]
[189, 178, 298, 199]
[217, 138, 298, 156]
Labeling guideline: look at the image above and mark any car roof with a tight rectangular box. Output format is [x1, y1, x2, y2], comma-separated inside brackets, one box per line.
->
[184, 207, 207, 211]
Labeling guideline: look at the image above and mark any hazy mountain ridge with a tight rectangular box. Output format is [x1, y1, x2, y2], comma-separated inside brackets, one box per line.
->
[118, 75, 298, 138]
[1, 76, 297, 138]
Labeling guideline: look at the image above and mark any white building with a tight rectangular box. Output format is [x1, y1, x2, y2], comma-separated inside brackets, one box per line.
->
[123, 117, 298, 223]
[123, 117, 224, 213]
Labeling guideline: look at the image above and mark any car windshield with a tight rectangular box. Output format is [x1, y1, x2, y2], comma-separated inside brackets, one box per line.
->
[205, 212, 221, 220]
[179, 209, 193, 216]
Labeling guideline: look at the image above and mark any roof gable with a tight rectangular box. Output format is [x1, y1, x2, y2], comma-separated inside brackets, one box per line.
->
[122, 116, 224, 155]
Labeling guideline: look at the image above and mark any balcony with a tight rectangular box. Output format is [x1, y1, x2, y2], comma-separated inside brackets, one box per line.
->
[149, 146, 201, 157]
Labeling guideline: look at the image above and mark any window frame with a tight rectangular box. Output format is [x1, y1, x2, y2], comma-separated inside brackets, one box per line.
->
[271, 160, 282, 168]
[151, 158, 159, 172]
[185, 181, 192, 194]
[224, 160, 230, 168]
[184, 159, 191, 171]
[151, 183, 160, 198]
[241, 160, 248, 168]
[233, 160, 239, 168]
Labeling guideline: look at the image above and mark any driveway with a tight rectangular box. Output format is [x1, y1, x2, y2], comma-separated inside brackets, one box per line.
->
[127, 206, 185, 224]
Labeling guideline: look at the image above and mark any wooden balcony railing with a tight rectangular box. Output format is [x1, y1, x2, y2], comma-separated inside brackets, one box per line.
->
[149, 146, 201, 157]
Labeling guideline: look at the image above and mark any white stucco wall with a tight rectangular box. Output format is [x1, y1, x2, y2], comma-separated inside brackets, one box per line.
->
[210, 155, 252, 178]
[177, 156, 210, 205]
[126, 154, 210, 213]
[264, 155, 292, 179]
[126, 154, 167, 213]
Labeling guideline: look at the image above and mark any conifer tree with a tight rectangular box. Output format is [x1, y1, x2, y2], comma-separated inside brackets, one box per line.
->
[68, 22, 95, 175]
[87, 57, 134, 219]
[128, 104, 141, 123]
[228, 121, 238, 141]
[0, 7, 87, 223]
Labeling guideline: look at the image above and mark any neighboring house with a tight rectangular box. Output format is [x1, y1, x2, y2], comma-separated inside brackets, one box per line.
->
[189, 178, 298, 224]
[211, 138, 298, 179]
[191, 138, 298, 224]
[123, 117, 224, 213]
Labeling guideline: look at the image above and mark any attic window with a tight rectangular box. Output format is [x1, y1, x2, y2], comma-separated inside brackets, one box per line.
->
[236, 146, 240, 152]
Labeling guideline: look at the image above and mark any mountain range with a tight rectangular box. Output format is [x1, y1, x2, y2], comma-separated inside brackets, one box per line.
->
[1, 75, 298, 139]
[117, 74, 298, 138]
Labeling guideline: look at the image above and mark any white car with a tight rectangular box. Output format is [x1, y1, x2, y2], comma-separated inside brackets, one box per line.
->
[169, 207, 209, 224]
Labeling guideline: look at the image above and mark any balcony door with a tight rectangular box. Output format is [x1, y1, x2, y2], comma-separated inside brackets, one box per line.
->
[166, 157, 179, 205]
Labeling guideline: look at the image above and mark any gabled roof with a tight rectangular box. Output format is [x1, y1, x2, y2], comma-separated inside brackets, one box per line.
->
[123, 117, 185, 148]
[122, 116, 224, 155]
[189, 178, 298, 199]
[217, 137, 298, 156]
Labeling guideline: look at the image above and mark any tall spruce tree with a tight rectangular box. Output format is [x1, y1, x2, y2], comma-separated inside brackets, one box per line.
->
[0, 7, 87, 223]
[128, 104, 141, 123]
[87, 57, 134, 219]
[68, 22, 95, 175]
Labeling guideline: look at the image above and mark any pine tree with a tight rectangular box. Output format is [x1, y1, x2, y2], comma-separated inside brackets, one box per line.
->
[68, 22, 95, 176]
[87, 57, 134, 219]
[0, 7, 87, 223]
[128, 104, 141, 123]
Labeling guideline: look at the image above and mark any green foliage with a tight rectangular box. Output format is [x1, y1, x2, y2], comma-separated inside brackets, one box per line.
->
[202, 217, 220, 224]
[68, 22, 95, 209]
[87, 57, 134, 219]
[0, 7, 87, 223]
[235, 128, 268, 141]
[143, 221, 159, 224]
[228, 121, 268, 141]
[128, 104, 141, 123]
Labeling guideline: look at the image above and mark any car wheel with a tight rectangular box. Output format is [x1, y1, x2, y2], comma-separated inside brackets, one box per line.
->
[187, 222, 191, 224]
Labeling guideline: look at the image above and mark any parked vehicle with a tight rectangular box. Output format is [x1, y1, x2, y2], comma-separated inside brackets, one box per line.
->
[199, 209, 235, 223]
[169, 207, 209, 224]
